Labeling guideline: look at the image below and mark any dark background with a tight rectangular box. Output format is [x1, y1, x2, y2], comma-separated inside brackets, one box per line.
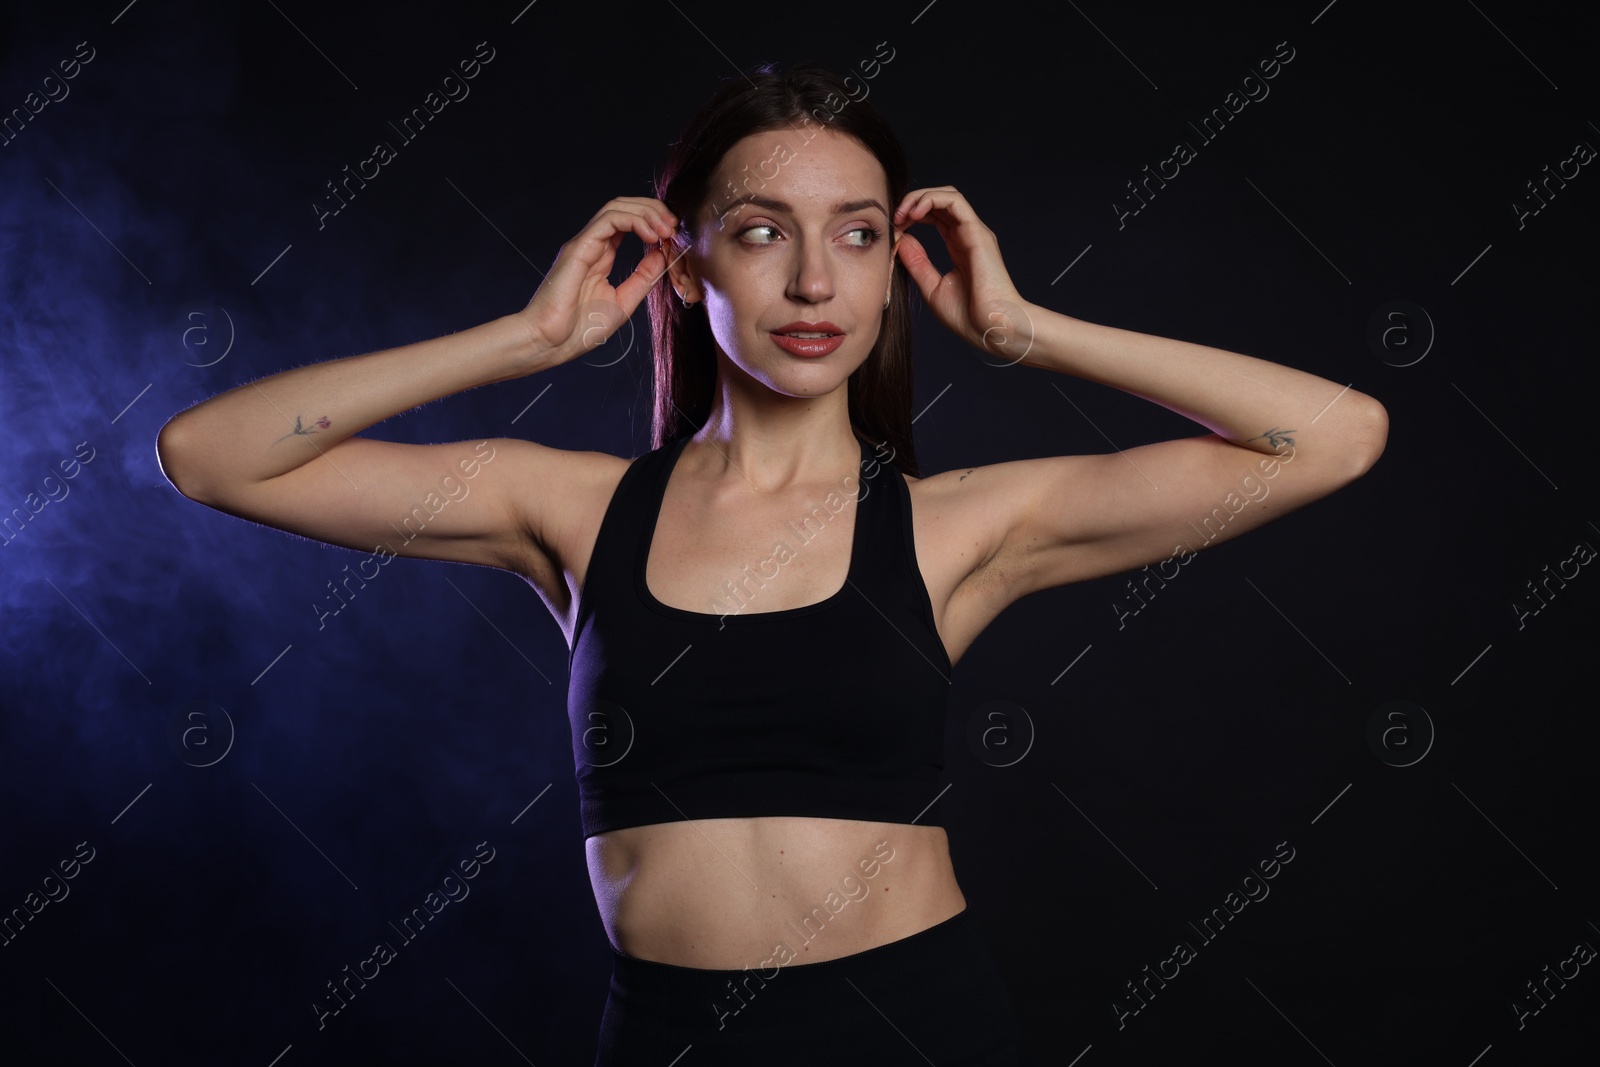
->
[2, 0, 1596, 1063]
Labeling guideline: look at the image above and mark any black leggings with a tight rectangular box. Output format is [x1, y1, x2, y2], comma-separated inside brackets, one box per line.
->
[593, 905, 1027, 1065]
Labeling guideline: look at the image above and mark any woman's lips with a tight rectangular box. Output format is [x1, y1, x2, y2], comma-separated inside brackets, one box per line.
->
[770, 321, 845, 358]
[770, 333, 845, 357]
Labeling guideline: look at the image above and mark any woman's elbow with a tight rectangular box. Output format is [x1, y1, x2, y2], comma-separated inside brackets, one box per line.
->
[155, 415, 212, 503]
[1347, 397, 1389, 478]
[1337, 396, 1388, 479]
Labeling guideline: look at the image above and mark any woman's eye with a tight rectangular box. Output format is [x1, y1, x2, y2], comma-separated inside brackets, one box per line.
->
[844, 227, 882, 247]
[740, 224, 781, 244]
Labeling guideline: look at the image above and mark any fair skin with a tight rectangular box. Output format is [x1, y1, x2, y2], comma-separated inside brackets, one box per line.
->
[156, 125, 1387, 969]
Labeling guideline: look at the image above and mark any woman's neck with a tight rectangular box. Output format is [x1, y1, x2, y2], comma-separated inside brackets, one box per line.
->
[690, 385, 860, 494]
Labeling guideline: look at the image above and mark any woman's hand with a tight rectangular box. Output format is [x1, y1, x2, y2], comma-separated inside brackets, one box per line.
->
[893, 187, 1033, 363]
[517, 196, 678, 368]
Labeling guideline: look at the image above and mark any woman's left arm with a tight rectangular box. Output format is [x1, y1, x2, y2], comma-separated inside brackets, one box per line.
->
[893, 186, 1388, 603]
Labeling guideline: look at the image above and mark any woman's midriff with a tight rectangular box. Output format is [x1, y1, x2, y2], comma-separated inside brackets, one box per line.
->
[585, 816, 967, 969]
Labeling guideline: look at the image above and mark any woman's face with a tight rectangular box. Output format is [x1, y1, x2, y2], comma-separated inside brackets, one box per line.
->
[670, 127, 896, 397]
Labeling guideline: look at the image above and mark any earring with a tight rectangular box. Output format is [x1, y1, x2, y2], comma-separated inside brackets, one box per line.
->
[681, 292, 694, 309]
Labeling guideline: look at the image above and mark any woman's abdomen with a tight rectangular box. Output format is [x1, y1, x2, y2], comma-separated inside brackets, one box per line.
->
[585, 816, 967, 969]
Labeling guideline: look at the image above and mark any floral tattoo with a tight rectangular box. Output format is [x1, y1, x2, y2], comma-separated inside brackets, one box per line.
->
[271, 414, 332, 446]
[1248, 427, 1296, 449]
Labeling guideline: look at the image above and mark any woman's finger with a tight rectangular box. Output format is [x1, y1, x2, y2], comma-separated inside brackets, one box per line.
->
[573, 206, 671, 264]
[545, 208, 671, 305]
[893, 232, 944, 300]
[895, 187, 971, 226]
[613, 245, 669, 314]
[894, 189, 995, 255]
[585, 197, 678, 235]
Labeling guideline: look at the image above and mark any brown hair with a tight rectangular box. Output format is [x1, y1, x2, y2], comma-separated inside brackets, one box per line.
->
[648, 63, 921, 477]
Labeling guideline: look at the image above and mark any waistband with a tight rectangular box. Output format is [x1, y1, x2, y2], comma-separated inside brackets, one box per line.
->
[596, 904, 1027, 1060]
[609, 904, 972, 983]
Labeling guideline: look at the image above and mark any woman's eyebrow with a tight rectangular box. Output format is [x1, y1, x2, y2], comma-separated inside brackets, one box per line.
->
[723, 194, 889, 218]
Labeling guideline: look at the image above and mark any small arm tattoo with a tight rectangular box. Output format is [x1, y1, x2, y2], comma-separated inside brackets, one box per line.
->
[1247, 427, 1295, 448]
[271, 414, 332, 447]
[959, 468, 975, 480]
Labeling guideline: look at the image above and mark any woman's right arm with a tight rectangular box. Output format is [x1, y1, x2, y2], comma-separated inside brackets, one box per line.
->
[155, 196, 679, 575]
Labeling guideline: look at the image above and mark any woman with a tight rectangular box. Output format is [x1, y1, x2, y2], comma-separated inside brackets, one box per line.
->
[157, 64, 1386, 1063]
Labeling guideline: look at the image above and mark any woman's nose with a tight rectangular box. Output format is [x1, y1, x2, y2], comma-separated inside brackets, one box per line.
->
[786, 238, 835, 304]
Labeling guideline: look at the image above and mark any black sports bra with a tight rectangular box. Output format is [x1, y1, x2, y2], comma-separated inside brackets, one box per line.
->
[566, 434, 952, 838]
